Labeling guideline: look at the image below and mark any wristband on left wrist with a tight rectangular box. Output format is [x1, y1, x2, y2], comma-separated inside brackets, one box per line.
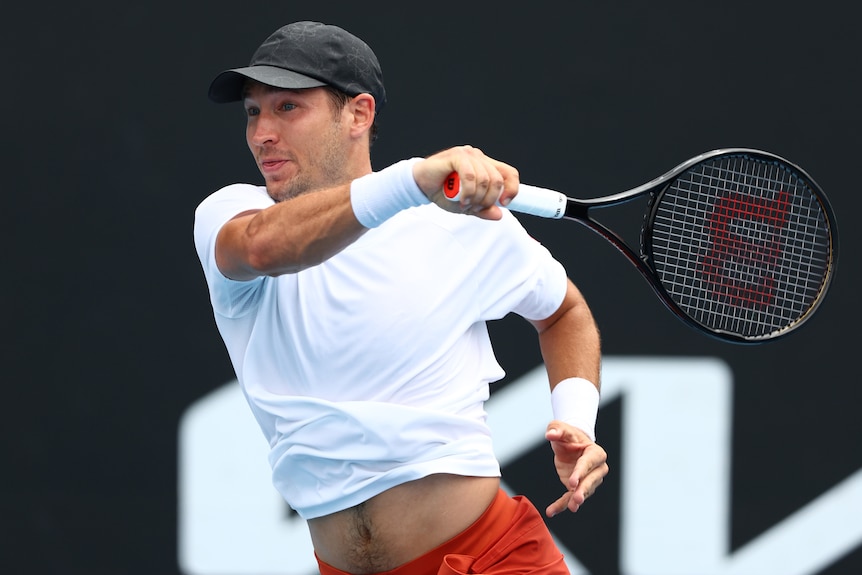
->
[550, 377, 600, 441]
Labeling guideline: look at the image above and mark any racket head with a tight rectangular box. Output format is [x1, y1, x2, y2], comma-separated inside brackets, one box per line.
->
[641, 149, 837, 343]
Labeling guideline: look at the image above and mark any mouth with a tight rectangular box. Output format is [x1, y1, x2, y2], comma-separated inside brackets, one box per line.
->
[259, 159, 289, 174]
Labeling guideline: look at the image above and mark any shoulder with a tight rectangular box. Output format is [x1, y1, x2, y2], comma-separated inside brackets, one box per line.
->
[196, 183, 273, 215]
[194, 184, 272, 234]
[194, 184, 274, 260]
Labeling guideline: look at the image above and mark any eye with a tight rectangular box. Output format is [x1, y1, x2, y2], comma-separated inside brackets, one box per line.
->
[245, 106, 260, 117]
[279, 102, 297, 112]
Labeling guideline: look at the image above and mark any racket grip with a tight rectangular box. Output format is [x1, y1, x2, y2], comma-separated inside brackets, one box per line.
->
[443, 172, 566, 219]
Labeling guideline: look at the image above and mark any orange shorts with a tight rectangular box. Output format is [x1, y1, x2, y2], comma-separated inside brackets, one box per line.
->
[315, 489, 569, 575]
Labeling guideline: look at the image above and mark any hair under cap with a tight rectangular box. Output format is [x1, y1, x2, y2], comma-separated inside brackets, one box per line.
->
[208, 21, 387, 112]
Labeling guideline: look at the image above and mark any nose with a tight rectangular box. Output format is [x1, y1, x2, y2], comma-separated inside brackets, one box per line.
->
[248, 111, 278, 147]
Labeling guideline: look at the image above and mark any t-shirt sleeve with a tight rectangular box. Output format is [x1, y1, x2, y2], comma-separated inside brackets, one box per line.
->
[476, 211, 569, 322]
[193, 184, 275, 317]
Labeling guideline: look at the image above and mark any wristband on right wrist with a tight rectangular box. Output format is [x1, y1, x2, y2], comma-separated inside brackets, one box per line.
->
[550, 377, 600, 441]
[350, 158, 429, 228]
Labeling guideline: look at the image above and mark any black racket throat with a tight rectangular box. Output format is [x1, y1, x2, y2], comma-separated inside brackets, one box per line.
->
[562, 207, 703, 339]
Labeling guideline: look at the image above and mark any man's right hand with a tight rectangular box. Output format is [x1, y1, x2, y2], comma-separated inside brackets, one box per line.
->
[412, 145, 520, 221]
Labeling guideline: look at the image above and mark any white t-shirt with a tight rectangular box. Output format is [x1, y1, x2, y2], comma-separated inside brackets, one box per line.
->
[194, 182, 568, 519]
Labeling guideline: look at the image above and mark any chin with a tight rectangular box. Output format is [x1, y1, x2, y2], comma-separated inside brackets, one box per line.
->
[266, 181, 307, 203]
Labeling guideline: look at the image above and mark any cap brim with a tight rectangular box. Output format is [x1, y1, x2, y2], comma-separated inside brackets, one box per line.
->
[208, 65, 327, 103]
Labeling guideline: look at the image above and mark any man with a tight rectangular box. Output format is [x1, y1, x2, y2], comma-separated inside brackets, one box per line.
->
[194, 20, 608, 575]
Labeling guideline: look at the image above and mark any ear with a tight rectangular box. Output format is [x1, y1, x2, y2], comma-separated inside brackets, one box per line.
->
[347, 93, 376, 137]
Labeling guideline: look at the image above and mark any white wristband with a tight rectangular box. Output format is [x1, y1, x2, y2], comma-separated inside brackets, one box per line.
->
[350, 158, 429, 228]
[551, 377, 600, 441]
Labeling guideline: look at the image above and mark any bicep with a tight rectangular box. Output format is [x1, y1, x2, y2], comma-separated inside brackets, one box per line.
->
[529, 280, 601, 386]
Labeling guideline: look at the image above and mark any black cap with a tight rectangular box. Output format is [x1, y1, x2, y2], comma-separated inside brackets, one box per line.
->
[208, 21, 387, 112]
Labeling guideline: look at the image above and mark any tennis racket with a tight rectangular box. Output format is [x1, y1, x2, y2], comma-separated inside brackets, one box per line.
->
[444, 148, 838, 343]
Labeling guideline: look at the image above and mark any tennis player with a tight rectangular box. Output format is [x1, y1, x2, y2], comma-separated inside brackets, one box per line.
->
[194, 21, 609, 575]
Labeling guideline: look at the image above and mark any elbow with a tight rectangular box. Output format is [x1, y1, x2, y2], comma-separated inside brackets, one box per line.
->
[245, 245, 279, 275]
[240, 226, 272, 272]
[215, 212, 306, 279]
[245, 238, 302, 276]
[245, 230, 321, 276]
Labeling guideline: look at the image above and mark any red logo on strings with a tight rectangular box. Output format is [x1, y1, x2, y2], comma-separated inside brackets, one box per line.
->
[699, 191, 790, 308]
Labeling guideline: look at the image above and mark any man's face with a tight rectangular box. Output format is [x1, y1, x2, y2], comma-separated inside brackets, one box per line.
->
[243, 84, 351, 202]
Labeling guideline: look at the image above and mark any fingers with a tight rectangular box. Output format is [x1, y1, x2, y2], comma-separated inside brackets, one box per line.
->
[545, 491, 573, 518]
[546, 455, 608, 517]
[568, 461, 606, 512]
[546, 421, 593, 446]
[545, 421, 610, 517]
[454, 147, 508, 209]
[545, 485, 591, 517]
[415, 145, 519, 219]
[566, 442, 608, 492]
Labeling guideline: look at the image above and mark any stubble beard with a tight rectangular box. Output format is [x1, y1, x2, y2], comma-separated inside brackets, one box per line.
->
[265, 121, 352, 203]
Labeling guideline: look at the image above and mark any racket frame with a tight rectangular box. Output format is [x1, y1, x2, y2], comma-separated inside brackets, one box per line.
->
[557, 148, 838, 344]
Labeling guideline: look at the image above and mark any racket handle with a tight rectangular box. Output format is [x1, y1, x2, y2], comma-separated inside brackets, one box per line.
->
[443, 172, 566, 219]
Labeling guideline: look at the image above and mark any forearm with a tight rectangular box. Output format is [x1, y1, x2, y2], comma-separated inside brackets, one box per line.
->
[218, 159, 427, 280]
[216, 149, 521, 280]
[249, 185, 365, 274]
[217, 184, 367, 279]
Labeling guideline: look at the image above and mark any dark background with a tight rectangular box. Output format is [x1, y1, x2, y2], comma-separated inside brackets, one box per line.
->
[5, 1, 860, 573]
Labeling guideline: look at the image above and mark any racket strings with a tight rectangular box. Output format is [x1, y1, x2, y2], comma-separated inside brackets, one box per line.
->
[648, 155, 832, 339]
